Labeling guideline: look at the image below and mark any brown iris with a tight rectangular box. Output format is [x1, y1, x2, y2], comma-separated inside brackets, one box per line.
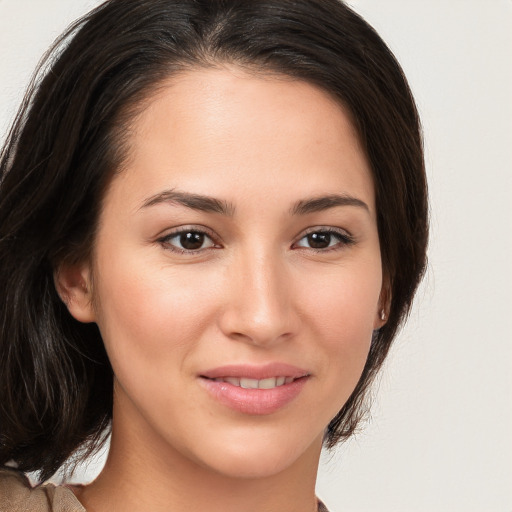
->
[306, 232, 332, 249]
[180, 232, 205, 250]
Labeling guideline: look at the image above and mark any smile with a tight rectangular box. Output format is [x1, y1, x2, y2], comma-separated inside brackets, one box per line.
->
[210, 376, 296, 389]
[200, 364, 310, 415]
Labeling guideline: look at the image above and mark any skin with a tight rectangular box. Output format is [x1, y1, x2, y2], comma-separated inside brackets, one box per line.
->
[58, 66, 386, 512]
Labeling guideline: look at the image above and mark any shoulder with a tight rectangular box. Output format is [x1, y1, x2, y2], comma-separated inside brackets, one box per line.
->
[0, 469, 328, 512]
[0, 468, 85, 512]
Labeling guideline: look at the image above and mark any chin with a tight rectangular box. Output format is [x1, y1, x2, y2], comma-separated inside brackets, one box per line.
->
[189, 429, 323, 480]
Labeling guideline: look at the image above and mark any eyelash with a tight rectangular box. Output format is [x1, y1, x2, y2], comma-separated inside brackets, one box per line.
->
[157, 226, 355, 255]
[293, 228, 355, 253]
[157, 226, 220, 255]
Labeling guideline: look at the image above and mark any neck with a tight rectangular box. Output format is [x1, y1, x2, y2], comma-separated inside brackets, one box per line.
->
[75, 395, 323, 512]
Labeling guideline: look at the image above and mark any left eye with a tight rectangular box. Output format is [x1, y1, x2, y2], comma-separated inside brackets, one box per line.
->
[162, 230, 216, 251]
[295, 230, 352, 250]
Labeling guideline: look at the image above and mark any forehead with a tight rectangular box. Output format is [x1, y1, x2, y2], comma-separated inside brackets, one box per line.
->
[111, 66, 374, 214]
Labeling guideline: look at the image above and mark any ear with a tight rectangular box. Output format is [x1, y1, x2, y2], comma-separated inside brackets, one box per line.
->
[54, 262, 96, 323]
[374, 278, 392, 330]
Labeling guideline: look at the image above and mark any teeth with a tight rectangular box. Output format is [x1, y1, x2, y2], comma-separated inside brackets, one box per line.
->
[214, 376, 294, 389]
[240, 378, 259, 389]
[258, 377, 278, 389]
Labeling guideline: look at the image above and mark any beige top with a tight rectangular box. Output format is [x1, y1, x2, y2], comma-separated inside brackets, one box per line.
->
[0, 468, 85, 512]
[0, 468, 329, 512]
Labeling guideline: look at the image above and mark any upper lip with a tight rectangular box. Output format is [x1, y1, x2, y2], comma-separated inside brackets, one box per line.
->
[200, 363, 310, 380]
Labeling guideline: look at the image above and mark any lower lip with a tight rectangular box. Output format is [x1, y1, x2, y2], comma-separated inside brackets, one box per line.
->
[200, 377, 309, 415]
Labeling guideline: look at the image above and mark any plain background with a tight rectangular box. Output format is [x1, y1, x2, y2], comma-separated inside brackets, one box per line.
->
[1, 1, 510, 510]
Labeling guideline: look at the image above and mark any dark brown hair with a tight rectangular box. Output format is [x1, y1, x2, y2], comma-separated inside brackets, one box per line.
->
[0, 0, 428, 482]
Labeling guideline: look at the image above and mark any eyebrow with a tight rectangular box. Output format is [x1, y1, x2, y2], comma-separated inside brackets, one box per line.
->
[140, 189, 235, 216]
[291, 194, 370, 215]
[140, 190, 369, 217]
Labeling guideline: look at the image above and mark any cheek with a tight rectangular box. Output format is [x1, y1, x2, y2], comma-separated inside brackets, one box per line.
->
[300, 261, 381, 381]
[92, 254, 221, 377]
[305, 260, 380, 329]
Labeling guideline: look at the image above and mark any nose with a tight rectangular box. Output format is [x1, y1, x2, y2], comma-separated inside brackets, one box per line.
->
[218, 249, 299, 347]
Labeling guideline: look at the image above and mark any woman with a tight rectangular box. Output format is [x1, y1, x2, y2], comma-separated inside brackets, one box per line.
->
[0, 0, 428, 511]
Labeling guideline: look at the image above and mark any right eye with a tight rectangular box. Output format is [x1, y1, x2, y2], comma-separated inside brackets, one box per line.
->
[293, 228, 355, 252]
[159, 229, 217, 253]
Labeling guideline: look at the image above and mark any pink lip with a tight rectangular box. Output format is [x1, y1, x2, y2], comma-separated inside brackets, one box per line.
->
[199, 363, 310, 415]
[200, 363, 309, 380]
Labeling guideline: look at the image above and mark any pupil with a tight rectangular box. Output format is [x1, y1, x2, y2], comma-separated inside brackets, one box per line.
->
[180, 232, 204, 250]
[308, 232, 331, 249]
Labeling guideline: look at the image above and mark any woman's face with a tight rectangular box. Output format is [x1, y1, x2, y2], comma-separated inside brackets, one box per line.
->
[69, 67, 384, 479]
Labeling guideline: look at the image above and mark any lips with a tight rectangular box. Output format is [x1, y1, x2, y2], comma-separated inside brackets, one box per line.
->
[199, 363, 310, 415]
[200, 362, 309, 381]
[211, 376, 294, 389]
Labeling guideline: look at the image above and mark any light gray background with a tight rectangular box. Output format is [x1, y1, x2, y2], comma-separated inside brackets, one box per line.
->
[1, 1, 511, 511]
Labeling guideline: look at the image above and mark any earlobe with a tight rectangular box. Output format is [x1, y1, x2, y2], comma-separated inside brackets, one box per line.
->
[373, 308, 387, 330]
[54, 263, 96, 323]
[374, 280, 391, 330]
